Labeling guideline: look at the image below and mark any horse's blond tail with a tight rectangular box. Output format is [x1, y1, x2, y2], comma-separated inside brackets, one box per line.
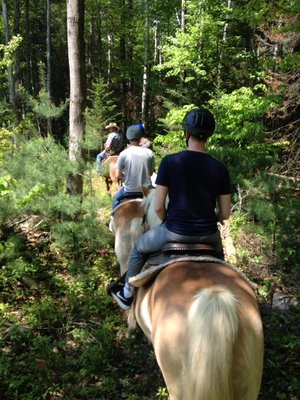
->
[184, 287, 238, 400]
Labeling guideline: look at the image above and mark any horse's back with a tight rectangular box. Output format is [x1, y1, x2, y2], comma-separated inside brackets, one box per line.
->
[135, 261, 263, 400]
[102, 155, 118, 173]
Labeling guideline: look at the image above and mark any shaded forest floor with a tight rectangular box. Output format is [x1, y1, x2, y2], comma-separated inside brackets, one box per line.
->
[0, 179, 299, 399]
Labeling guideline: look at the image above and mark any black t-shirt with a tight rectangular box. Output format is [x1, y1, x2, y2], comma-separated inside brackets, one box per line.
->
[155, 150, 231, 235]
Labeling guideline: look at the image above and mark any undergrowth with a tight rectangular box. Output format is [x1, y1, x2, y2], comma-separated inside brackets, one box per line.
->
[0, 147, 299, 399]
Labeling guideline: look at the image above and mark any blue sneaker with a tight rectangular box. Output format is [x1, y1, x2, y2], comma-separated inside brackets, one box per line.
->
[111, 286, 133, 310]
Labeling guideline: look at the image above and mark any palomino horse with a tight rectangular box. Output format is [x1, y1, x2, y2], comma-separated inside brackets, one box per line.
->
[116, 190, 264, 400]
[102, 155, 122, 194]
[110, 197, 145, 276]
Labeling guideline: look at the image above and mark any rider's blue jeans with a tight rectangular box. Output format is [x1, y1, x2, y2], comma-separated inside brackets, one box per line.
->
[112, 186, 127, 209]
[96, 150, 107, 173]
[125, 222, 224, 283]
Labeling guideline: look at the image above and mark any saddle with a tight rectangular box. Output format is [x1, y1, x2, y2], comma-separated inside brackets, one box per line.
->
[162, 242, 216, 255]
[120, 192, 144, 202]
[128, 242, 221, 287]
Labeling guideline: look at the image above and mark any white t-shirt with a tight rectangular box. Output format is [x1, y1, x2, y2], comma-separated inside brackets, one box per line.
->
[116, 145, 155, 192]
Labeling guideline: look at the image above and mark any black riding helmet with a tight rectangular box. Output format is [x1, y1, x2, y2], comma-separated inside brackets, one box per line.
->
[126, 124, 145, 141]
[182, 108, 215, 140]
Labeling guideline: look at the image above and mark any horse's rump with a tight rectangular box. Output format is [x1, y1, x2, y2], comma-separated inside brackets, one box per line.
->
[102, 155, 121, 193]
[135, 261, 264, 400]
[113, 199, 145, 276]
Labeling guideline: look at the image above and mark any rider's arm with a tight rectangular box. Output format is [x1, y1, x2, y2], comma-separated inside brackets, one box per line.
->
[149, 154, 155, 176]
[155, 184, 168, 221]
[104, 133, 114, 152]
[115, 168, 124, 180]
[104, 143, 111, 152]
[217, 194, 231, 223]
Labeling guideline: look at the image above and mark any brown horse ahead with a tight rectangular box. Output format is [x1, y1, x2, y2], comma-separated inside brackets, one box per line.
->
[122, 191, 264, 400]
[102, 155, 122, 194]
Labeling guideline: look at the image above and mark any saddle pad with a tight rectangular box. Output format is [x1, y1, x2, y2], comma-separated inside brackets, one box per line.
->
[129, 254, 257, 289]
[129, 255, 222, 287]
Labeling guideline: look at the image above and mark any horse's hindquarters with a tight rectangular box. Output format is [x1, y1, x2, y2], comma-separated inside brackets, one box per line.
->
[135, 262, 264, 400]
[102, 155, 121, 194]
[113, 200, 144, 276]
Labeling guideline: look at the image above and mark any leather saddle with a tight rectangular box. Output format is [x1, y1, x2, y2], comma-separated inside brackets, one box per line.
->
[161, 241, 216, 256]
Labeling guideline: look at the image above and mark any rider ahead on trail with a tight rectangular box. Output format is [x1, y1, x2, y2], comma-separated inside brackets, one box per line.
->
[111, 108, 232, 310]
[96, 122, 123, 174]
[112, 124, 155, 209]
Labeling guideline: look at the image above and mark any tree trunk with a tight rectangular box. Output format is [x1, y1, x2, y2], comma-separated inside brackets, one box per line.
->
[13, 0, 21, 123]
[66, 0, 86, 195]
[141, 0, 149, 127]
[181, 0, 185, 33]
[217, 0, 232, 86]
[2, 0, 16, 109]
[97, 9, 103, 76]
[13, 0, 20, 85]
[153, 19, 160, 65]
[24, 0, 33, 94]
[107, 33, 112, 84]
[46, 0, 52, 134]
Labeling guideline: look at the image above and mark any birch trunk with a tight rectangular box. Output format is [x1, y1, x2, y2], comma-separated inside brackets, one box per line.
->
[217, 0, 232, 86]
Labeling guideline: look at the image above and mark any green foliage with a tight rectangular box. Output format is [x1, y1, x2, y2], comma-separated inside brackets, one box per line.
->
[153, 104, 195, 158]
[51, 212, 112, 257]
[0, 35, 22, 71]
[156, 30, 207, 80]
[30, 88, 68, 120]
[0, 128, 14, 164]
[263, 310, 300, 399]
[280, 54, 300, 72]
[0, 136, 115, 262]
[155, 0, 263, 103]
[0, 217, 165, 399]
[208, 86, 283, 179]
[210, 86, 275, 143]
[0, 176, 14, 198]
[84, 78, 120, 151]
[0, 136, 70, 222]
[29, 63, 69, 120]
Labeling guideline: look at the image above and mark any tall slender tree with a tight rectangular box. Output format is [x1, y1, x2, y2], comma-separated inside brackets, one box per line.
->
[141, 0, 150, 126]
[2, 0, 16, 110]
[66, 0, 86, 195]
[46, 0, 52, 134]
